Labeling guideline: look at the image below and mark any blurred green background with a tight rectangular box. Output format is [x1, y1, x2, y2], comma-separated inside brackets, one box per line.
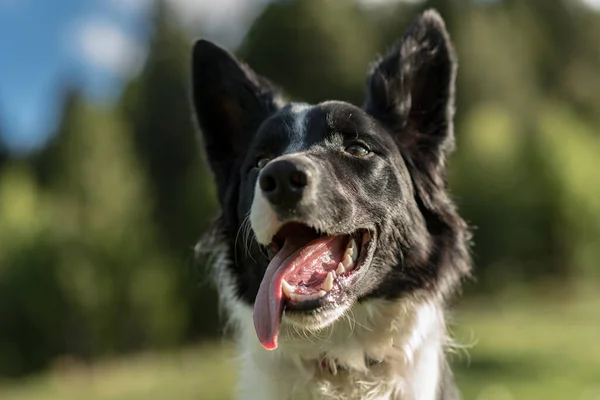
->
[1, 0, 600, 399]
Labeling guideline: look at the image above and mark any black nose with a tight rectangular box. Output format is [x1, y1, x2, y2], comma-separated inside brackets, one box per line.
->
[259, 160, 310, 207]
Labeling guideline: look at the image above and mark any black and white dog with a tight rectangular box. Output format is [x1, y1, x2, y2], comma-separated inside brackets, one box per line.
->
[192, 9, 471, 400]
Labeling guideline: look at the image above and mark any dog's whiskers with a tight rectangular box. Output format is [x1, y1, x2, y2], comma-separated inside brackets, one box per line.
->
[234, 213, 260, 264]
[233, 214, 249, 266]
[343, 310, 356, 336]
[346, 308, 372, 333]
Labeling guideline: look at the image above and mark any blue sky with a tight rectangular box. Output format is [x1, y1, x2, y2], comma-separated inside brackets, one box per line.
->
[0, 0, 262, 154]
[0, 0, 148, 153]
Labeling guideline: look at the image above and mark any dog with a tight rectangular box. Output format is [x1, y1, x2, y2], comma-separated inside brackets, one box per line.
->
[192, 9, 472, 400]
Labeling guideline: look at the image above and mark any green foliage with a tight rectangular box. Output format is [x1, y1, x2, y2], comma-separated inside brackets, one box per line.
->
[0, 92, 191, 374]
[0, 2, 223, 374]
[121, 0, 219, 339]
[240, 0, 378, 104]
[0, 164, 65, 376]
[536, 106, 600, 278]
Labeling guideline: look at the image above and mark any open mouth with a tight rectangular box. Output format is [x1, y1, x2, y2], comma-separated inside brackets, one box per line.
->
[253, 222, 376, 350]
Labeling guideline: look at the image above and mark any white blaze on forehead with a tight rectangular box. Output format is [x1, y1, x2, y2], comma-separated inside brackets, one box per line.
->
[250, 183, 282, 245]
[289, 103, 311, 138]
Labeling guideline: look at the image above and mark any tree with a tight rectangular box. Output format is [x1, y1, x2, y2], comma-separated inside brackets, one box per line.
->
[121, 0, 219, 338]
[0, 112, 10, 171]
[240, 0, 379, 105]
[32, 86, 85, 186]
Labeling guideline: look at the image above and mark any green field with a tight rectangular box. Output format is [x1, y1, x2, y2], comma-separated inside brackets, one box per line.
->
[1, 294, 599, 400]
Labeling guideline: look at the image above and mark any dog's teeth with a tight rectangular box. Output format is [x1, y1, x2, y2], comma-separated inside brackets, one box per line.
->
[282, 280, 295, 297]
[290, 292, 325, 302]
[289, 293, 300, 302]
[345, 239, 355, 252]
[336, 262, 346, 275]
[345, 239, 359, 262]
[322, 271, 334, 291]
[342, 254, 354, 269]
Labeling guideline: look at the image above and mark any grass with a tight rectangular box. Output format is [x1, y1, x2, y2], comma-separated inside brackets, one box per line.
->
[0, 343, 236, 400]
[452, 291, 600, 399]
[1, 293, 599, 400]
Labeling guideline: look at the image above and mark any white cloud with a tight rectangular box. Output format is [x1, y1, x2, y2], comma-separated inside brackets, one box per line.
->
[106, 0, 264, 47]
[169, 0, 265, 47]
[582, 0, 600, 10]
[72, 18, 146, 77]
[168, 0, 257, 25]
[107, 0, 260, 27]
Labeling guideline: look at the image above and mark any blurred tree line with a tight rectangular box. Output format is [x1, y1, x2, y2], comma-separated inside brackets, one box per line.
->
[1, 0, 600, 378]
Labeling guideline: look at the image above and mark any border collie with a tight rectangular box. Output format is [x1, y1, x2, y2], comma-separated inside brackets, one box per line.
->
[192, 9, 471, 400]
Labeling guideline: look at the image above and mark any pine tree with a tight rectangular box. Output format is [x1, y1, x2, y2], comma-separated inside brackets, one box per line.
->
[121, 0, 219, 338]
[16, 83, 190, 369]
[32, 86, 85, 186]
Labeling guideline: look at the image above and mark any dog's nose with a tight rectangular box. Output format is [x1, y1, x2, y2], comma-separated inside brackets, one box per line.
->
[259, 159, 310, 207]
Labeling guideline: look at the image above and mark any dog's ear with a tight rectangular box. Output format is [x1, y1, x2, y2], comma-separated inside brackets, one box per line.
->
[365, 10, 456, 196]
[192, 40, 283, 203]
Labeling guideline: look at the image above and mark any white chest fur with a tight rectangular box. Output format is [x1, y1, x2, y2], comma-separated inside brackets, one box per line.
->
[228, 299, 446, 400]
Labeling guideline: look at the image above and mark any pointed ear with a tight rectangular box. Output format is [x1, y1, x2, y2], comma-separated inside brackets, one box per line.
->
[365, 10, 457, 192]
[191, 40, 283, 203]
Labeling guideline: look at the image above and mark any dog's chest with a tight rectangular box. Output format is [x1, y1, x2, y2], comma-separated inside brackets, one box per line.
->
[237, 351, 441, 400]
[239, 362, 399, 400]
[231, 300, 445, 400]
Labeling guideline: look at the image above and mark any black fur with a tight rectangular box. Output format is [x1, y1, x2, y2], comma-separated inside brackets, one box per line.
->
[192, 9, 471, 398]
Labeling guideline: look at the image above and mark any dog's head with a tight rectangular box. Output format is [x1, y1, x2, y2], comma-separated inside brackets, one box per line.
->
[192, 10, 471, 350]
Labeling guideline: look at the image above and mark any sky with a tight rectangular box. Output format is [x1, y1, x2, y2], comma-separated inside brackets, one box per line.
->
[0, 0, 264, 154]
[0, 0, 141, 152]
[0, 0, 599, 154]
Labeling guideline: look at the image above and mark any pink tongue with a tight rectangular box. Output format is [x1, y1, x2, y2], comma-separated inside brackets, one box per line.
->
[253, 235, 344, 350]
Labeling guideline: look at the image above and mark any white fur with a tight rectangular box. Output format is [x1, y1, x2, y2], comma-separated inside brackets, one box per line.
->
[289, 103, 310, 138]
[250, 184, 282, 245]
[226, 295, 446, 400]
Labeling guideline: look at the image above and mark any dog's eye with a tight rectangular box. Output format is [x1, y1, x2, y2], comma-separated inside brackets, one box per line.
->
[345, 144, 370, 157]
[256, 157, 271, 169]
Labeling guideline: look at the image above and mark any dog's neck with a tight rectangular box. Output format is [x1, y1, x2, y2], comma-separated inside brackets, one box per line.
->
[228, 297, 449, 400]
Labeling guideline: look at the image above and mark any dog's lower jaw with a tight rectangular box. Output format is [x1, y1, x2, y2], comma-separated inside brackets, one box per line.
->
[229, 298, 452, 400]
